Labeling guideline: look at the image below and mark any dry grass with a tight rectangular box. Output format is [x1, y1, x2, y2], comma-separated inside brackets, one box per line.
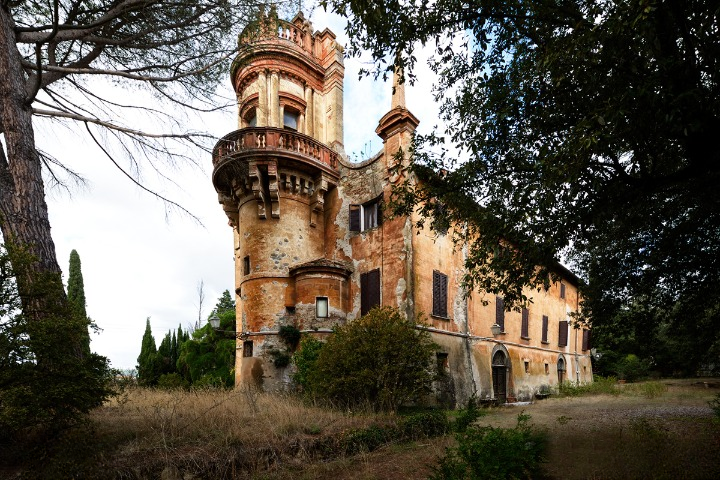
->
[91, 386, 398, 478]
[4, 379, 719, 479]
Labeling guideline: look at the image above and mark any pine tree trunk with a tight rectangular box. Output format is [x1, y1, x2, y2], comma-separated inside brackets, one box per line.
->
[0, 6, 66, 316]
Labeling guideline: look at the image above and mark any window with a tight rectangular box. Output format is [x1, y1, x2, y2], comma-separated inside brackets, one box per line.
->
[521, 308, 530, 339]
[432, 270, 448, 318]
[243, 256, 250, 275]
[541, 315, 549, 343]
[524, 361, 530, 374]
[495, 296, 505, 332]
[558, 320, 569, 347]
[283, 108, 299, 130]
[243, 340, 253, 357]
[560, 282, 566, 299]
[316, 297, 329, 318]
[360, 269, 381, 316]
[245, 107, 257, 127]
[582, 329, 591, 351]
[544, 363, 549, 375]
[349, 196, 382, 232]
[557, 357, 566, 384]
[436, 352, 449, 376]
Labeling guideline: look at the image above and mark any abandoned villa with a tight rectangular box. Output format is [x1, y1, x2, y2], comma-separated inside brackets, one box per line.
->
[211, 13, 593, 406]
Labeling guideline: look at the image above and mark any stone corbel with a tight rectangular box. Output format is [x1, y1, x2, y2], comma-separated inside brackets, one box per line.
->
[218, 192, 239, 227]
[267, 159, 280, 218]
[310, 174, 329, 227]
[248, 161, 267, 219]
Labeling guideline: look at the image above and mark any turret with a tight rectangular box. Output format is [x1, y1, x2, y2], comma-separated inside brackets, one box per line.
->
[211, 12, 347, 389]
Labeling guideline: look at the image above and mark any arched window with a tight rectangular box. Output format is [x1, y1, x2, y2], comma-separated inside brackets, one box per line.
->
[244, 107, 257, 127]
[283, 107, 299, 130]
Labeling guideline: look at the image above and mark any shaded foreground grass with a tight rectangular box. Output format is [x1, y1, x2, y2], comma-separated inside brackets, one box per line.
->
[2, 379, 719, 479]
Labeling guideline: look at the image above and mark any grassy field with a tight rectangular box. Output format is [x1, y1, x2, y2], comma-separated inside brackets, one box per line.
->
[2, 378, 718, 479]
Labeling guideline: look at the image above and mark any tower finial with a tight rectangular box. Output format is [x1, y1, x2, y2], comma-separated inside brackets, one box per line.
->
[391, 57, 405, 110]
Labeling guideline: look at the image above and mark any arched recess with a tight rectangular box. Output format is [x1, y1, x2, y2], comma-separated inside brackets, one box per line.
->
[491, 344, 511, 403]
[557, 354, 566, 385]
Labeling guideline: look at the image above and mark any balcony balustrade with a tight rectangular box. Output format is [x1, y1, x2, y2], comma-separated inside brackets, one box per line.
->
[212, 127, 339, 172]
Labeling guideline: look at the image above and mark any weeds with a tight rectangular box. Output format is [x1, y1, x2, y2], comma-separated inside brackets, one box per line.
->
[625, 380, 667, 398]
[558, 376, 619, 397]
[710, 393, 720, 420]
[430, 413, 547, 480]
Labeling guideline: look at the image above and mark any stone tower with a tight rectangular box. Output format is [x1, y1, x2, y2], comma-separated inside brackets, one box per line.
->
[211, 11, 348, 389]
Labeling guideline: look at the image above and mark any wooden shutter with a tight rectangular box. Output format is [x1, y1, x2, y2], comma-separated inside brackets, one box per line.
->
[582, 329, 591, 351]
[495, 296, 505, 331]
[542, 315, 549, 343]
[521, 308, 529, 338]
[432, 271, 448, 317]
[349, 205, 361, 232]
[560, 283, 566, 299]
[558, 320, 569, 347]
[361, 269, 380, 316]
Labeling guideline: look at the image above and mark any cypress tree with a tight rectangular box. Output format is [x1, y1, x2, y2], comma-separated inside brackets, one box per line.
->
[67, 249, 91, 354]
[137, 318, 159, 385]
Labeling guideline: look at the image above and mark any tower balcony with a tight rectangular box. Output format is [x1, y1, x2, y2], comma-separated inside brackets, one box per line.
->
[212, 127, 339, 173]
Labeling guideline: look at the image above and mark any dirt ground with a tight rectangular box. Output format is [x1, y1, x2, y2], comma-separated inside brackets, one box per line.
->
[262, 379, 720, 480]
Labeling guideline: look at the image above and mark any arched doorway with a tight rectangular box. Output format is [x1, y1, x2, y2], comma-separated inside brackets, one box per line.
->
[492, 350, 508, 403]
[557, 356, 566, 385]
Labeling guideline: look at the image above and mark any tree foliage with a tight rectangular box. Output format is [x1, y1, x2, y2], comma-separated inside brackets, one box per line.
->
[304, 306, 437, 412]
[0, 244, 115, 437]
[326, 0, 720, 366]
[176, 290, 236, 387]
[67, 249, 90, 354]
[136, 317, 158, 386]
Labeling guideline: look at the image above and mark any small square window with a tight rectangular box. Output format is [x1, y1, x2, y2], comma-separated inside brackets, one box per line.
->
[349, 196, 383, 232]
[243, 340, 253, 357]
[316, 297, 329, 318]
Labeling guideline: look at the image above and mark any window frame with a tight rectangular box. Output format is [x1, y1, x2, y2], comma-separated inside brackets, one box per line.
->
[558, 320, 569, 347]
[349, 195, 383, 232]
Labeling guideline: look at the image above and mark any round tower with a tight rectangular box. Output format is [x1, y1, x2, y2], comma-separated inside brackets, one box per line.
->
[211, 11, 349, 389]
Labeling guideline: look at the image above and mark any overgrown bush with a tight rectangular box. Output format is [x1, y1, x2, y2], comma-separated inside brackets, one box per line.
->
[558, 376, 619, 397]
[303, 306, 438, 411]
[616, 354, 650, 382]
[454, 395, 485, 433]
[157, 373, 188, 390]
[292, 336, 324, 391]
[430, 413, 547, 480]
[709, 393, 720, 420]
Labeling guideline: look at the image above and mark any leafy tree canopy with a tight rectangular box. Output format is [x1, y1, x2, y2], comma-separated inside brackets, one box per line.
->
[325, 0, 720, 361]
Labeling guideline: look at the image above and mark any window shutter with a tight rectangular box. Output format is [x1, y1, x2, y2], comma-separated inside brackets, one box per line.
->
[376, 197, 383, 226]
[349, 204, 361, 232]
[361, 269, 380, 316]
[582, 329, 591, 351]
[495, 296, 505, 331]
[542, 315, 549, 343]
[433, 271, 448, 317]
[560, 283, 566, 299]
[558, 320, 568, 347]
[521, 308, 529, 338]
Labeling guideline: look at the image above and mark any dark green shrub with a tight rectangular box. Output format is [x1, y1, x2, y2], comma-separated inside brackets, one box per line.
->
[616, 354, 650, 382]
[343, 424, 395, 454]
[157, 373, 188, 390]
[292, 336, 324, 391]
[278, 325, 301, 351]
[709, 393, 720, 420]
[271, 350, 291, 368]
[430, 413, 547, 480]
[454, 395, 485, 433]
[305, 306, 437, 411]
[400, 410, 450, 439]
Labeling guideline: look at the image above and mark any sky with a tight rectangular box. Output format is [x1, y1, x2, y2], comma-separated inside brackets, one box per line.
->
[32, 9, 443, 370]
